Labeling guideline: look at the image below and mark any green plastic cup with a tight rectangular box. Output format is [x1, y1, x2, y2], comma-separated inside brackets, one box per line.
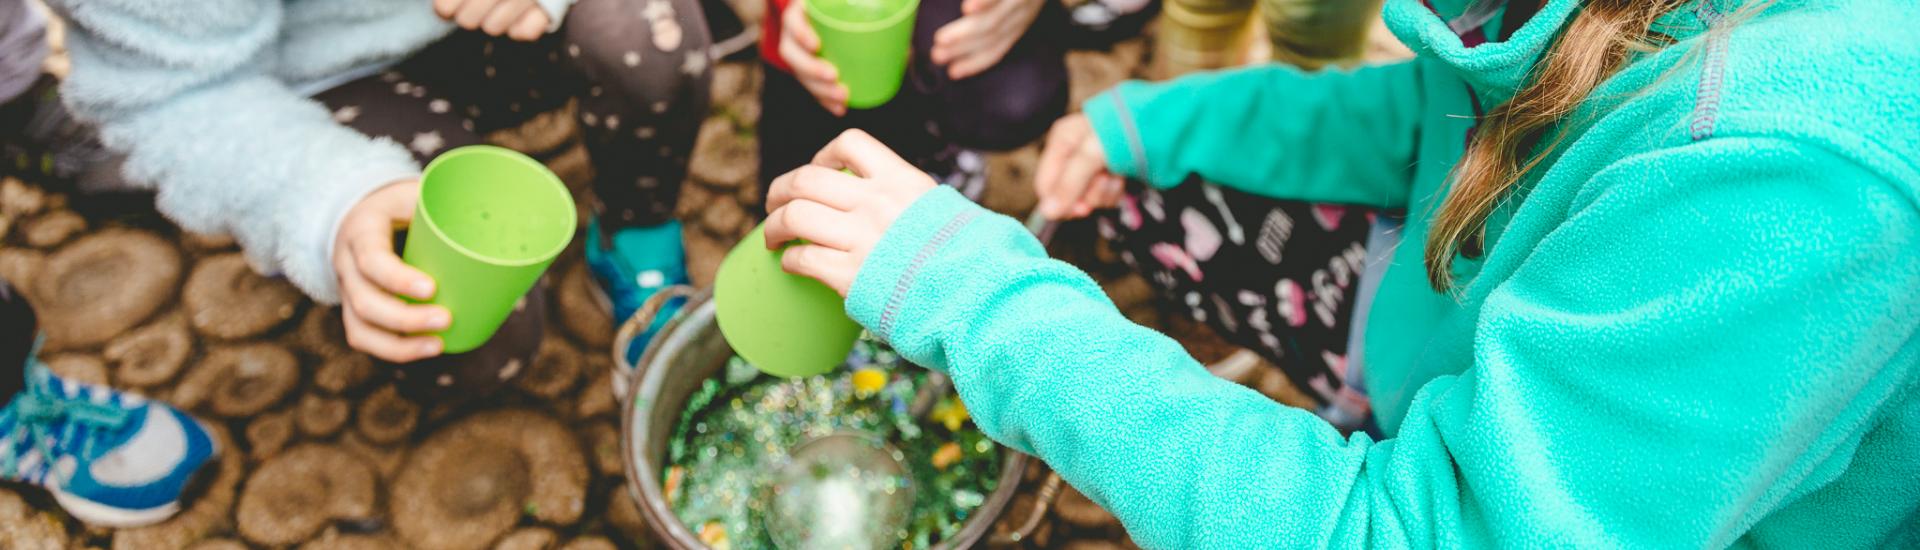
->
[807, 0, 919, 109]
[402, 145, 576, 354]
[714, 224, 862, 377]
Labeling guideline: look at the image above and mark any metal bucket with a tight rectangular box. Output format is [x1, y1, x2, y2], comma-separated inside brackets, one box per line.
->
[615, 288, 1032, 549]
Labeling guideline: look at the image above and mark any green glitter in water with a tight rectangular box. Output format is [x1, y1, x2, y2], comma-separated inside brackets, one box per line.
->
[665, 337, 1002, 549]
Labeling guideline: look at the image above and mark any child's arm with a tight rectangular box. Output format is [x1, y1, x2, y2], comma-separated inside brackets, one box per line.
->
[1083, 60, 1427, 209]
[51, 0, 421, 303]
[847, 139, 1920, 547]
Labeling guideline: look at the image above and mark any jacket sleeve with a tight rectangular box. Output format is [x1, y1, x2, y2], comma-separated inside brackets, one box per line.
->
[52, 0, 421, 303]
[844, 137, 1920, 547]
[1082, 60, 1426, 209]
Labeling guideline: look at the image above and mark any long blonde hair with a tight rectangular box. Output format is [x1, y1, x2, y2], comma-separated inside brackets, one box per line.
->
[1424, 0, 1703, 291]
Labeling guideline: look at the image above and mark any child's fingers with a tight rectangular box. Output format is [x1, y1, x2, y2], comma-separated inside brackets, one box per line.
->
[961, 0, 995, 15]
[778, 244, 857, 296]
[929, 19, 975, 65]
[508, 10, 548, 41]
[349, 230, 435, 299]
[811, 129, 912, 179]
[763, 199, 855, 252]
[767, 166, 866, 212]
[340, 272, 450, 334]
[947, 45, 1005, 80]
[1049, 155, 1105, 221]
[481, 1, 530, 34]
[1035, 119, 1086, 215]
[455, 0, 496, 28]
[1085, 173, 1126, 210]
[785, 0, 822, 52]
[775, 200, 864, 250]
[434, 0, 465, 18]
[341, 306, 444, 363]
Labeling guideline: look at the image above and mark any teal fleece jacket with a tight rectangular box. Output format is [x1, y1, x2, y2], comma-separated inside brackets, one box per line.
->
[843, 0, 1920, 546]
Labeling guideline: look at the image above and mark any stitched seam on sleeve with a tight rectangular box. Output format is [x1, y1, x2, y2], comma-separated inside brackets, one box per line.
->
[877, 209, 981, 340]
[1109, 92, 1151, 180]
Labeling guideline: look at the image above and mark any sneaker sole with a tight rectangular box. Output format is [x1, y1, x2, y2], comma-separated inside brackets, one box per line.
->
[51, 490, 182, 528]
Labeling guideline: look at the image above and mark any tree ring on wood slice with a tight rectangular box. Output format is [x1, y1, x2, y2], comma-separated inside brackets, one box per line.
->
[21, 209, 87, 248]
[553, 263, 612, 348]
[184, 253, 305, 340]
[356, 385, 421, 445]
[390, 409, 589, 550]
[105, 313, 192, 388]
[245, 408, 297, 461]
[297, 393, 352, 438]
[174, 344, 300, 418]
[493, 528, 560, 550]
[297, 533, 407, 550]
[515, 339, 581, 399]
[32, 229, 181, 350]
[235, 444, 378, 546]
[558, 536, 618, 550]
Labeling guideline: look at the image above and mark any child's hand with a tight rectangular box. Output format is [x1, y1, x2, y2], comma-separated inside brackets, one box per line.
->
[763, 130, 937, 295]
[1034, 114, 1124, 221]
[778, 0, 851, 116]
[434, 0, 551, 41]
[931, 0, 1045, 79]
[333, 180, 453, 363]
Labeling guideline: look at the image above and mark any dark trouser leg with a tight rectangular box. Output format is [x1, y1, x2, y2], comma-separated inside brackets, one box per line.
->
[1100, 177, 1373, 422]
[0, 280, 34, 398]
[385, 0, 713, 233]
[561, 0, 713, 231]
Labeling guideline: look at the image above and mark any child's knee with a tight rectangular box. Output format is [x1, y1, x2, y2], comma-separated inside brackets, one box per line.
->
[941, 69, 1068, 150]
[562, 0, 715, 87]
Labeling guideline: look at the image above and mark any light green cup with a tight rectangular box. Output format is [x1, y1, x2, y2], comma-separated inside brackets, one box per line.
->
[807, 0, 920, 109]
[714, 224, 862, 378]
[402, 145, 576, 354]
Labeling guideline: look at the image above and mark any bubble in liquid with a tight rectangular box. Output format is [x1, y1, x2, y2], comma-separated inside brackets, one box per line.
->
[763, 433, 915, 550]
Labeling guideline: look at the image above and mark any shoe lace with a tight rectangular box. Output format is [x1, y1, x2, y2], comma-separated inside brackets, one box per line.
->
[1, 365, 134, 479]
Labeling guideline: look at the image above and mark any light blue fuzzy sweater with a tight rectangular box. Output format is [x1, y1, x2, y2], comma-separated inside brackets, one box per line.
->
[45, 0, 574, 302]
[846, 0, 1920, 546]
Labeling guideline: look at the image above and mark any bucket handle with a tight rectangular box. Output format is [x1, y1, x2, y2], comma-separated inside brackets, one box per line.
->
[612, 284, 699, 394]
[992, 470, 1065, 547]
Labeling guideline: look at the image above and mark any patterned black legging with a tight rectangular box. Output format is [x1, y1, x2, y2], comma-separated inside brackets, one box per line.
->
[316, 0, 712, 230]
[1102, 176, 1377, 431]
[311, 0, 711, 401]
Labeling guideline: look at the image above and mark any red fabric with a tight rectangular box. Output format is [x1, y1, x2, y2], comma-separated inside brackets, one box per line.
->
[761, 0, 794, 72]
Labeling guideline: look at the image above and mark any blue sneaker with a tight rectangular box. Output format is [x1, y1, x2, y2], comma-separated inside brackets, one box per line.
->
[1, 363, 218, 527]
[585, 217, 690, 370]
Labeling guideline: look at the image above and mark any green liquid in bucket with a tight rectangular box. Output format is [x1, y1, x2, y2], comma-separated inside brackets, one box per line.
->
[663, 338, 1002, 549]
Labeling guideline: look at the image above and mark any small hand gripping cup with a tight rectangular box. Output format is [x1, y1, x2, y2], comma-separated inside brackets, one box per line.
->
[713, 224, 863, 378]
[807, 0, 921, 109]
[401, 145, 576, 354]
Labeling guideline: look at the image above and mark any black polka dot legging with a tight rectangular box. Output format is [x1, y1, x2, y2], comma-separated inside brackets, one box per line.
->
[1101, 176, 1379, 433]
[316, 0, 713, 230]
[312, 0, 711, 402]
